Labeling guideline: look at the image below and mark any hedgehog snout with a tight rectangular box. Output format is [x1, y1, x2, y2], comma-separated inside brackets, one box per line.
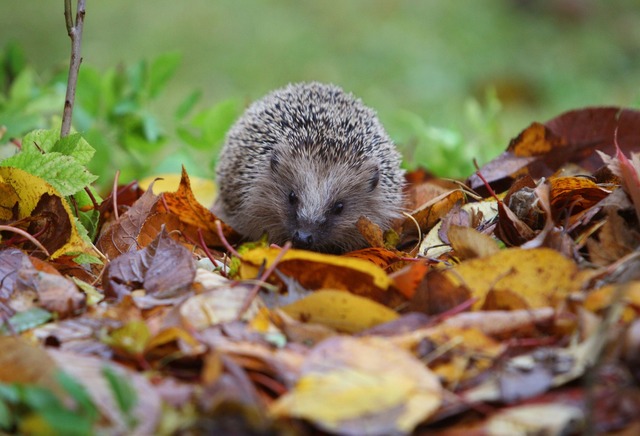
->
[292, 229, 314, 249]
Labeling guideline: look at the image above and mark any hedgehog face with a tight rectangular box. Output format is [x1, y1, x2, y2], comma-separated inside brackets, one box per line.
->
[265, 143, 381, 252]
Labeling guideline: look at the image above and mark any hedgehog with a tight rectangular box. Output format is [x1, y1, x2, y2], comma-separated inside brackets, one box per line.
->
[213, 82, 405, 253]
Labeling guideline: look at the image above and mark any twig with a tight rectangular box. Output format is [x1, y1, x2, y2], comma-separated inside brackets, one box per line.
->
[215, 220, 241, 259]
[112, 170, 120, 221]
[0, 225, 51, 257]
[61, 0, 86, 137]
[236, 241, 292, 319]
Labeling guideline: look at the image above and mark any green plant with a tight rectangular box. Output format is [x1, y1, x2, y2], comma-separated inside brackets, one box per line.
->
[390, 88, 504, 178]
[0, 43, 240, 189]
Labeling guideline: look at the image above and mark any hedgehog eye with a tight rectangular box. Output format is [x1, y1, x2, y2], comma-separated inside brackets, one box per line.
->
[331, 201, 344, 215]
[288, 191, 298, 205]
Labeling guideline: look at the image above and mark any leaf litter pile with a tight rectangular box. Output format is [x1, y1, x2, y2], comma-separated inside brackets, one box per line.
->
[2, 107, 640, 434]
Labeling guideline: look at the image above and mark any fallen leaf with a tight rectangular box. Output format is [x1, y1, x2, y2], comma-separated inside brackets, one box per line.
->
[448, 224, 501, 260]
[103, 227, 196, 301]
[0, 167, 94, 258]
[270, 336, 442, 435]
[239, 247, 403, 307]
[140, 171, 217, 208]
[445, 247, 580, 310]
[280, 289, 399, 333]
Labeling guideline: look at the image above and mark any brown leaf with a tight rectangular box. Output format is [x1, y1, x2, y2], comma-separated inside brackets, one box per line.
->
[96, 186, 160, 260]
[0, 336, 60, 393]
[470, 107, 640, 190]
[402, 190, 466, 241]
[153, 167, 239, 247]
[447, 225, 500, 260]
[0, 248, 85, 318]
[549, 176, 610, 221]
[405, 269, 472, 315]
[103, 227, 196, 301]
[587, 211, 640, 266]
[390, 261, 431, 300]
[355, 216, 385, 247]
[15, 265, 86, 317]
[342, 246, 403, 271]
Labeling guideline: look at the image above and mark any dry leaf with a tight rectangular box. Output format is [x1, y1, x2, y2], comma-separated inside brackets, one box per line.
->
[270, 336, 442, 435]
[280, 289, 399, 333]
[445, 247, 580, 310]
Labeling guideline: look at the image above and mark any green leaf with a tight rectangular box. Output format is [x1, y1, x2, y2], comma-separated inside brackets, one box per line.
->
[1, 308, 52, 334]
[142, 113, 162, 142]
[2, 41, 27, 80]
[51, 133, 96, 165]
[103, 366, 138, 427]
[20, 385, 61, 411]
[37, 408, 94, 436]
[174, 89, 202, 120]
[113, 99, 140, 116]
[8, 68, 34, 103]
[56, 371, 98, 421]
[74, 188, 101, 240]
[148, 52, 181, 99]
[0, 151, 98, 196]
[127, 60, 146, 98]
[179, 98, 240, 150]
[20, 129, 59, 154]
[0, 384, 19, 404]
[0, 400, 13, 430]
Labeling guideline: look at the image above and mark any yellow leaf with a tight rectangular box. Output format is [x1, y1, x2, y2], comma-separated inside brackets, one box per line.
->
[140, 172, 217, 207]
[270, 336, 442, 435]
[240, 247, 394, 299]
[584, 281, 640, 322]
[281, 289, 399, 333]
[0, 167, 93, 259]
[145, 326, 201, 351]
[104, 320, 151, 356]
[445, 247, 580, 310]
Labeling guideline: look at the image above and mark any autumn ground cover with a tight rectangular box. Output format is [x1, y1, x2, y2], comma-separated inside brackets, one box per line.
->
[2, 2, 640, 435]
[2, 104, 640, 434]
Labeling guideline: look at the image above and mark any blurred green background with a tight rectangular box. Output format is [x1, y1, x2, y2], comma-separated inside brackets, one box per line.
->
[2, 0, 639, 187]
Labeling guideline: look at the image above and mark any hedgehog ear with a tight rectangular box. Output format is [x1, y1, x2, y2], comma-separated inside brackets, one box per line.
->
[368, 167, 380, 192]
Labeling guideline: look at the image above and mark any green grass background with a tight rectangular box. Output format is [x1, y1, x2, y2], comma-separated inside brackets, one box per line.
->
[2, 0, 640, 178]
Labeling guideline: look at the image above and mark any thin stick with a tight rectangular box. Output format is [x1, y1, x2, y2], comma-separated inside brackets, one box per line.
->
[236, 241, 292, 319]
[0, 225, 51, 257]
[215, 220, 241, 258]
[61, 0, 86, 137]
[112, 170, 120, 221]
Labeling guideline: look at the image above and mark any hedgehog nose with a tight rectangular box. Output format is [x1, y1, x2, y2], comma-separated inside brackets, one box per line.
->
[292, 230, 314, 249]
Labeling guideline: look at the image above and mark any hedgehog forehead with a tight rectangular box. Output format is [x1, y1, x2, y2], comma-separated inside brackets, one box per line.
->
[272, 147, 375, 199]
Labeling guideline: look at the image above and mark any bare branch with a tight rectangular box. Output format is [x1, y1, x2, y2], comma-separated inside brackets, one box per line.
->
[64, 0, 73, 35]
[60, 0, 86, 138]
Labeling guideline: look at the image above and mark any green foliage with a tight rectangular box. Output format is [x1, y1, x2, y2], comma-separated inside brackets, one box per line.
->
[1, 130, 98, 196]
[103, 366, 138, 428]
[0, 43, 241, 188]
[0, 367, 139, 434]
[0, 307, 52, 335]
[391, 89, 505, 178]
[0, 371, 96, 435]
[0, 127, 103, 243]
